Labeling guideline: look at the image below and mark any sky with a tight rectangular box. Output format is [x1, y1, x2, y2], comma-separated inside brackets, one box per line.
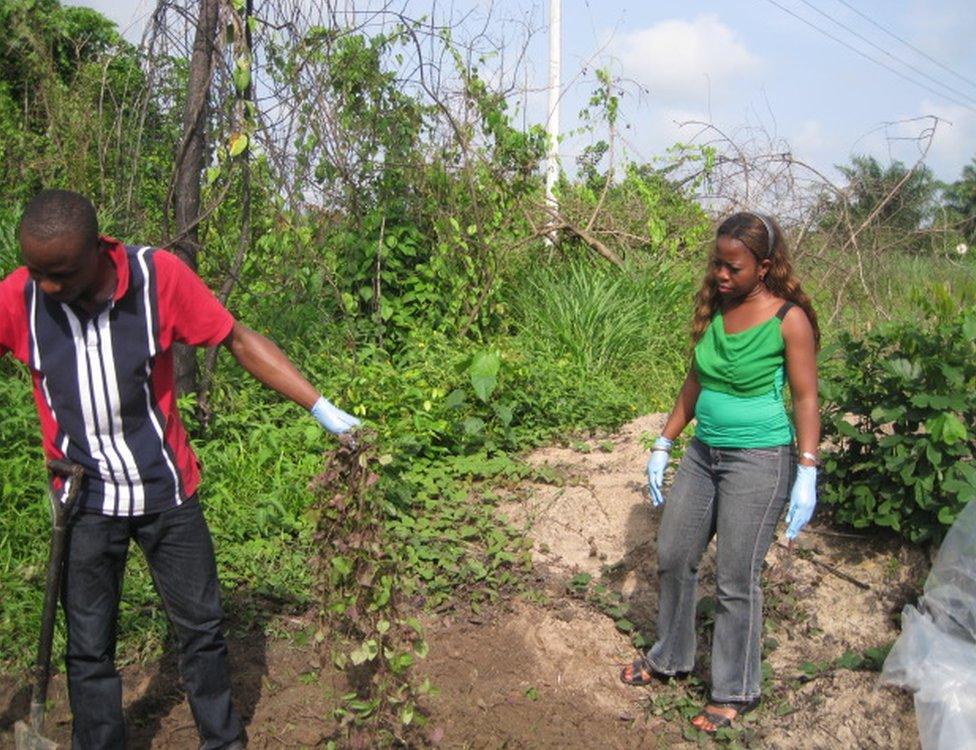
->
[66, 0, 976, 185]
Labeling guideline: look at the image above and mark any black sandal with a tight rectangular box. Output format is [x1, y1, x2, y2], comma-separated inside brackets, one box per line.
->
[619, 657, 686, 686]
[691, 697, 761, 734]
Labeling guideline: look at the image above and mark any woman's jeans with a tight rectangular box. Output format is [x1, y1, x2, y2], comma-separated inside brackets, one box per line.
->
[646, 438, 794, 703]
[61, 497, 243, 750]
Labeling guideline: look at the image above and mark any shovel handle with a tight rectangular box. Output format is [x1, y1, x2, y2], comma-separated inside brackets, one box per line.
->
[47, 460, 84, 519]
[28, 459, 85, 729]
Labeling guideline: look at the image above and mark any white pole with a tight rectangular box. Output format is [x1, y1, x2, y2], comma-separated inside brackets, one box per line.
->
[545, 0, 561, 230]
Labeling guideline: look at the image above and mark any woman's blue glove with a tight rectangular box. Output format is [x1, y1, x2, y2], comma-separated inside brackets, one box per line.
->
[785, 464, 817, 539]
[310, 396, 361, 435]
[646, 436, 673, 507]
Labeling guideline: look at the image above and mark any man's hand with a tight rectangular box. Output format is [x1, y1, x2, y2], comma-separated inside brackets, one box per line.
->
[311, 396, 361, 435]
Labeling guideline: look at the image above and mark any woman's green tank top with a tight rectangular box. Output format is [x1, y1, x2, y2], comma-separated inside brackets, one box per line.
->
[693, 305, 795, 448]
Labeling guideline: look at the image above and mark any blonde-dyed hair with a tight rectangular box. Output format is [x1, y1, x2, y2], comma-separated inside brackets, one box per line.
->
[691, 212, 820, 348]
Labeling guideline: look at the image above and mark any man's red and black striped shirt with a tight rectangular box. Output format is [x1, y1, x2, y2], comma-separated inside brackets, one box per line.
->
[0, 238, 235, 515]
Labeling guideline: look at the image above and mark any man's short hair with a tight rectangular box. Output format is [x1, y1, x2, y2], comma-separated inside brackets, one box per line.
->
[18, 190, 98, 247]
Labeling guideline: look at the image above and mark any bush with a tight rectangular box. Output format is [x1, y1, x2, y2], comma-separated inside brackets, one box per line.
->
[820, 309, 976, 542]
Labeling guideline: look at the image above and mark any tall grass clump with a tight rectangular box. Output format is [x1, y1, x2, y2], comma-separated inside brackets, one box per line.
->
[0, 207, 20, 275]
[506, 256, 695, 410]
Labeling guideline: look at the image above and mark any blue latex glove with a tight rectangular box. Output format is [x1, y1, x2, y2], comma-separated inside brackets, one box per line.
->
[310, 396, 361, 435]
[785, 464, 817, 539]
[646, 436, 673, 507]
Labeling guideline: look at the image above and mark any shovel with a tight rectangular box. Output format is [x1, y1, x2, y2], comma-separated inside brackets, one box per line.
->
[14, 459, 84, 750]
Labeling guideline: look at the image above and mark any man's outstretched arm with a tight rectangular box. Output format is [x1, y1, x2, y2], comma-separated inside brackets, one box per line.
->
[222, 321, 359, 434]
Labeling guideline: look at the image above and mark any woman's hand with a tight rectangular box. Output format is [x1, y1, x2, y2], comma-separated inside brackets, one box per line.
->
[785, 464, 817, 539]
[646, 436, 673, 506]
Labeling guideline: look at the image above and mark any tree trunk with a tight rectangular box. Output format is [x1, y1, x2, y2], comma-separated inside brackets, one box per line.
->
[171, 0, 220, 396]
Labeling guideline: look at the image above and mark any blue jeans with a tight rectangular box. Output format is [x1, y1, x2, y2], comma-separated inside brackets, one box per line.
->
[61, 497, 243, 750]
[646, 438, 794, 703]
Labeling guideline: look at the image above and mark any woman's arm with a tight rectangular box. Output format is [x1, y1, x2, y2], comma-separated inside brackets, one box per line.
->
[660, 367, 702, 441]
[782, 308, 820, 465]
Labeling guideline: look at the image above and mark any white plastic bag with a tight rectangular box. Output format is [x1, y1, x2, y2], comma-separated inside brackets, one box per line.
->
[882, 499, 976, 750]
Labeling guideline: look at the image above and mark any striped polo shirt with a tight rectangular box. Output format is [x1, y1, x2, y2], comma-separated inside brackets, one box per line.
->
[0, 238, 235, 515]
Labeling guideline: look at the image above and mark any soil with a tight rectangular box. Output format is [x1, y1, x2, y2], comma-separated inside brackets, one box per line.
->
[0, 414, 929, 749]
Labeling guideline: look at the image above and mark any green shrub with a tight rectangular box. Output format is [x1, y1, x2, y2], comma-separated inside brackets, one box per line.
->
[820, 309, 976, 542]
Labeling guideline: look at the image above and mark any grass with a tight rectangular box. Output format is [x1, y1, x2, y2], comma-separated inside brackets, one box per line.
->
[801, 242, 976, 338]
[505, 255, 697, 411]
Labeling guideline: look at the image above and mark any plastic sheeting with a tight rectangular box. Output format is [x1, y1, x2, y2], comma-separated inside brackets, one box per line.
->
[882, 499, 976, 750]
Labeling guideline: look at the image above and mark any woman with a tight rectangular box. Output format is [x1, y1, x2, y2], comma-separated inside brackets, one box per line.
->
[621, 212, 820, 734]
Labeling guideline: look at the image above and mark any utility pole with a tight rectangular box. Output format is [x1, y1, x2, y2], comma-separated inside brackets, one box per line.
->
[545, 0, 561, 241]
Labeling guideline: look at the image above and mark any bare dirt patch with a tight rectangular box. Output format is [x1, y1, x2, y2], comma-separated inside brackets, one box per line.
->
[1, 414, 929, 748]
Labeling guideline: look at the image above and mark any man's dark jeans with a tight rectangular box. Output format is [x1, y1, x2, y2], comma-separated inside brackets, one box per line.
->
[61, 497, 242, 750]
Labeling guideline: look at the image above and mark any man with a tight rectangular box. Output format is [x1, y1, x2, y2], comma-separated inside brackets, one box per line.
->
[0, 189, 359, 749]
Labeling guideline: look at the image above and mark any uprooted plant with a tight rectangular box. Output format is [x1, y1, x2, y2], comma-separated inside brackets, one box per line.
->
[309, 431, 431, 746]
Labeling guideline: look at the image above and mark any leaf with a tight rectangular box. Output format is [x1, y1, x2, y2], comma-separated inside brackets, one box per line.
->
[349, 646, 369, 666]
[569, 572, 592, 588]
[462, 417, 485, 436]
[444, 388, 466, 409]
[233, 57, 251, 93]
[887, 358, 921, 381]
[363, 639, 379, 660]
[493, 402, 513, 427]
[401, 704, 415, 725]
[469, 351, 501, 402]
[941, 413, 968, 445]
[228, 132, 249, 157]
[963, 315, 976, 341]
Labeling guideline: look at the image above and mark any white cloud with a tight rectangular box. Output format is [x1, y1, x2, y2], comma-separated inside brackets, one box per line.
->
[608, 15, 760, 104]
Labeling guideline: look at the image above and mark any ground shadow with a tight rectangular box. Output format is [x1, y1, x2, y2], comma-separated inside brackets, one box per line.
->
[0, 682, 30, 735]
[124, 587, 306, 749]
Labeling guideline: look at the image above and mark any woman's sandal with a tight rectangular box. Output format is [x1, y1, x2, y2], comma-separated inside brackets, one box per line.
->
[691, 697, 761, 734]
[619, 657, 687, 687]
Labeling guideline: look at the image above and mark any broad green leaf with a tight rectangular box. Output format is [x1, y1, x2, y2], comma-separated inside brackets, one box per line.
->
[444, 389, 466, 409]
[941, 413, 968, 445]
[469, 351, 501, 402]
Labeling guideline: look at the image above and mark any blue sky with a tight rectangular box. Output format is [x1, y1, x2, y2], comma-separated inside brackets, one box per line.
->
[68, 0, 976, 184]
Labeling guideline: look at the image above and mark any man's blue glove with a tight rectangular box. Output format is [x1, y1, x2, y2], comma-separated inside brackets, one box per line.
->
[646, 436, 673, 507]
[785, 464, 817, 539]
[310, 396, 361, 435]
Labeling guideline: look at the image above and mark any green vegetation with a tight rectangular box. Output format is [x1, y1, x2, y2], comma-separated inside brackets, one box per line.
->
[820, 298, 976, 542]
[2, 2, 976, 745]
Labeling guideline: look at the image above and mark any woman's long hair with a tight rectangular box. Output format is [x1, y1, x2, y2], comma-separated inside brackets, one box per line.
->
[691, 212, 820, 348]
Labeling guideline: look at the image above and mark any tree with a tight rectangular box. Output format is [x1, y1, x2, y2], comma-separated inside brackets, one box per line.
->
[945, 157, 976, 245]
[0, 0, 179, 221]
[167, 0, 220, 396]
[834, 155, 939, 234]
